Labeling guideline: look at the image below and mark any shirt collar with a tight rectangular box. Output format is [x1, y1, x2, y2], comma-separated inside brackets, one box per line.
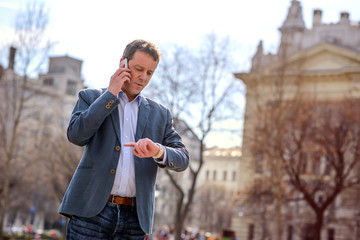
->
[117, 90, 143, 106]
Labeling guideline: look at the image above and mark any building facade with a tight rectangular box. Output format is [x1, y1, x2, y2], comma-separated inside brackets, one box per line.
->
[0, 50, 84, 232]
[196, 147, 241, 234]
[233, 1, 360, 240]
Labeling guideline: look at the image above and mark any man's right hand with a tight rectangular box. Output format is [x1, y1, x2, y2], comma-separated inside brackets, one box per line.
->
[107, 62, 131, 96]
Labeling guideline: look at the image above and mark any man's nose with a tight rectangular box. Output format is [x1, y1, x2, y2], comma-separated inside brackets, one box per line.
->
[139, 72, 148, 81]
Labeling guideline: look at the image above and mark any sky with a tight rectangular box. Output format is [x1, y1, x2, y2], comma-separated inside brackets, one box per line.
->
[0, 0, 359, 148]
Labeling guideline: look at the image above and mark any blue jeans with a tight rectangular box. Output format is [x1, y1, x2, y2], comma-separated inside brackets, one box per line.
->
[66, 202, 146, 240]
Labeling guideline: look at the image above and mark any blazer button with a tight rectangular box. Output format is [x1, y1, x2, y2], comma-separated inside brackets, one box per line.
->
[110, 169, 116, 174]
[170, 162, 176, 167]
[115, 146, 121, 151]
[106, 104, 111, 109]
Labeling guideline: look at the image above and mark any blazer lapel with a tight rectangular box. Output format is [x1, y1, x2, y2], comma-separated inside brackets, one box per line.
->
[135, 97, 150, 141]
[103, 88, 121, 143]
[110, 108, 121, 143]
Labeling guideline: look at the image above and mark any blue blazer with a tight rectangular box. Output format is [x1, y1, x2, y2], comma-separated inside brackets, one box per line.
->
[59, 88, 189, 233]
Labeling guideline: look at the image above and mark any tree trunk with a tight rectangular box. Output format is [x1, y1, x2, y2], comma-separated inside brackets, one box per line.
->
[275, 186, 283, 240]
[0, 159, 11, 240]
[174, 217, 185, 240]
[313, 211, 324, 240]
[275, 153, 283, 240]
[173, 141, 204, 240]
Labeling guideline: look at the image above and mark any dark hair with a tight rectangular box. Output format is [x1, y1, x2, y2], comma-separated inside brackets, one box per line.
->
[122, 39, 161, 62]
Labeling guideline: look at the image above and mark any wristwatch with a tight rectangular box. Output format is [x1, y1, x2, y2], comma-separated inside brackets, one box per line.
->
[153, 143, 164, 159]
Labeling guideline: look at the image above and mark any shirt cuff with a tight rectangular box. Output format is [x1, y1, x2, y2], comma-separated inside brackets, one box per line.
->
[153, 145, 167, 165]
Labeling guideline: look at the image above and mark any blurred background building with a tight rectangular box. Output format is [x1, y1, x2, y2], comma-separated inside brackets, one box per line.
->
[195, 147, 241, 233]
[233, 0, 360, 240]
[0, 51, 84, 233]
[1, 1, 360, 239]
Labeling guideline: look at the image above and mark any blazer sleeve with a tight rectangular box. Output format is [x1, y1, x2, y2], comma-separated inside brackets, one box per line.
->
[162, 108, 190, 172]
[67, 89, 119, 146]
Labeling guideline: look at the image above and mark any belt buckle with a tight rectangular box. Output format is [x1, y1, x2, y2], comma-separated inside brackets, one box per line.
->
[111, 195, 116, 204]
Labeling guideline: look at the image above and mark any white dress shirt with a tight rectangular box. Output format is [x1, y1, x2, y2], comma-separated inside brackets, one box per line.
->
[110, 91, 166, 197]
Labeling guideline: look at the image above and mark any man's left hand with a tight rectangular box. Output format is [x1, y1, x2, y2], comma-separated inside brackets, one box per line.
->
[124, 138, 161, 158]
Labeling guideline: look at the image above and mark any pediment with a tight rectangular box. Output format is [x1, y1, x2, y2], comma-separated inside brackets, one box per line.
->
[263, 43, 360, 74]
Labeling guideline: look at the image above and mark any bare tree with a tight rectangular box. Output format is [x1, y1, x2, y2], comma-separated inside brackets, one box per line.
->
[0, 2, 53, 238]
[146, 33, 243, 240]
[44, 134, 82, 202]
[14, 2, 53, 78]
[252, 98, 360, 240]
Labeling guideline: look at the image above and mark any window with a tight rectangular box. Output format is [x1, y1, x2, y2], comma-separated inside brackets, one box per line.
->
[223, 171, 227, 181]
[327, 228, 335, 240]
[317, 195, 324, 204]
[43, 77, 54, 86]
[66, 80, 77, 96]
[324, 154, 333, 175]
[300, 155, 307, 174]
[302, 224, 314, 240]
[232, 171, 236, 181]
[248, 224, 254, 240]
[50, 66, 65, 73]
[311, 151, 322, 174]
[287, 225, 293, 240]
[312, 158, 321, 175]
[255, 153, 263, 173]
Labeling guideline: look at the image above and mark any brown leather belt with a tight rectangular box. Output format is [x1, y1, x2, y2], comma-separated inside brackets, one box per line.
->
[108, 195, 135, 206]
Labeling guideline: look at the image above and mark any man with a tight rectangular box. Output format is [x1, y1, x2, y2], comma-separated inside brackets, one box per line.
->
[59, 39, 189, 240]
